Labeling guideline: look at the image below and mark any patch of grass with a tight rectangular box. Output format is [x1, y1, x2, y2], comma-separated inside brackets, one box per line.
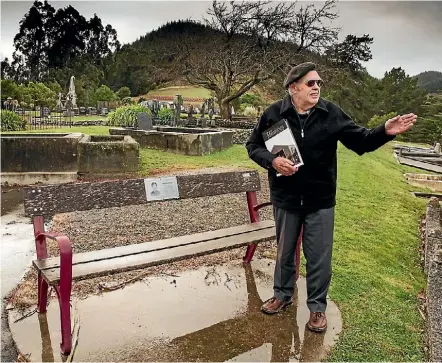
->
[143, 85, 212, 99]
[71, 115, 107, 121]
[324, 143, 426, 361]
[139, 145, 255, 175]
[2, 126, 112, 135]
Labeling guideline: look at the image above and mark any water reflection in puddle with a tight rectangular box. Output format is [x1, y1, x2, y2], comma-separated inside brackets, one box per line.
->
[9, 258, 342, 362]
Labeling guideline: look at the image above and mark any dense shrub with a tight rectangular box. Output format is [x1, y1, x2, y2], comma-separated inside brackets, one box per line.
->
[1, 110, 25, 131]
[122, 96, 135, 105]
[367, 112, 397, 129]
[105, 104, 151, 127]
[158, 108, 174, 124]
[242, 105, 258, 117]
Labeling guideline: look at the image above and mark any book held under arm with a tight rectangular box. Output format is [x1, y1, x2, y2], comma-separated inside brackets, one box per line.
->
[262, 119, 304, 174]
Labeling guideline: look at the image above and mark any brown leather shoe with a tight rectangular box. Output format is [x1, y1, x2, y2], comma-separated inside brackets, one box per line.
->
[307, 312, 327, 332]
[261, 297, 293, 314]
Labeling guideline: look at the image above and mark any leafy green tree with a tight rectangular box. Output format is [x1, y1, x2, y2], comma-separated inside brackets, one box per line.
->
[19, 82, 56, 107]
[377, 67, 427, 116]
[10, 1, 119, 86]
[93, 84, 117, 105]
[415, 71, 442, 93]
[1, 58, 13, 80]
[325, 34, 373, 73]
[46, 80, 62, 95]
[105, 45, 156, 96]
[1, 80, 20, 99]
[45, 6, 89, 69]
[12, 0, 55, 81]
[116, 86, 131, 99]
[367, 112, 396, 128]
[85, 14, 120, 66]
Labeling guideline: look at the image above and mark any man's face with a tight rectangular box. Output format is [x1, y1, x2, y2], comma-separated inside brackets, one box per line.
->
[290, 71, 323, 106]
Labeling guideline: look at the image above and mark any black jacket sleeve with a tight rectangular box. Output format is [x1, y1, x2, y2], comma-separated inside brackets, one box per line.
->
[245, 113, 277, 170]
[336, 108, 396, 156]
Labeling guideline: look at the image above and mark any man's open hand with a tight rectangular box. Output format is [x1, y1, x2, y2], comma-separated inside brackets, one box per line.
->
[272, 157, 298, 176]
[385, 113, 417, 135]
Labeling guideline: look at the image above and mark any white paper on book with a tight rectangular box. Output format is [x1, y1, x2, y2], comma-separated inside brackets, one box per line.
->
[262, 119, 304, 170]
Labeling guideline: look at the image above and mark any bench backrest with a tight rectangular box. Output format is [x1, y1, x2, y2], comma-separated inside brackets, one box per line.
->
[23, 169, 261, 218]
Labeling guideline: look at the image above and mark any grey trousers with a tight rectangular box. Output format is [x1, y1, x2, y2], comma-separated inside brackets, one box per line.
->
[273, 205, 335, 312]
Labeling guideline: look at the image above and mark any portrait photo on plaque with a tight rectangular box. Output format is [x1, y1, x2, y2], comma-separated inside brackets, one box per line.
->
[144, 176, 179, 201]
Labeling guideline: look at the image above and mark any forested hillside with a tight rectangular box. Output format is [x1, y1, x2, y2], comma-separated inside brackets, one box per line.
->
[414, 71, 442, 93]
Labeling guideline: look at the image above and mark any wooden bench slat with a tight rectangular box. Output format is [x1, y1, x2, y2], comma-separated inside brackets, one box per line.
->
[33, 220, 275, 271]
[40, 227, 276, 285]
[23, 170, 260, 217]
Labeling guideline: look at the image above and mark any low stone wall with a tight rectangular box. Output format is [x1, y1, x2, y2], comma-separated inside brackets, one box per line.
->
[405, 173, 442, 192]
[232, 129, 253, 145]
[77, 135, 139, 173]
[424, 197, 442, 362]
[72, 120, 107, 126]
[216, 118, 257, 130]
[1, 133, 82, 172]
[109, 127, 233, 156]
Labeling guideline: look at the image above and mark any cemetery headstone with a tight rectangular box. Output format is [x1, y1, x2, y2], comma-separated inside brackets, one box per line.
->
[137, 112, 152, 131]
[201, 101, 206, 119]
[174, 94, 183, 124]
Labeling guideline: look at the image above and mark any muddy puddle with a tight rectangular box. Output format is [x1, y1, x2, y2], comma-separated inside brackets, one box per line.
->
[1, 185, 35, 299]
[9, 258, 342, 362]
[1, 186, 24, 216]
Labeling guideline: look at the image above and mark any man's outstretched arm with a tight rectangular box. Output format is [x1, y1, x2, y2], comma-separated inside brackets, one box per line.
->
[337, 109, 417, 155]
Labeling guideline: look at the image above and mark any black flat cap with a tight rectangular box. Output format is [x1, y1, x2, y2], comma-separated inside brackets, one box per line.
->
[284, 62, 316, 88]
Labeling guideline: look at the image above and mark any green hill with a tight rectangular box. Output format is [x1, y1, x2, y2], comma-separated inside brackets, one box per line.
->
[414, 71, 442, 93]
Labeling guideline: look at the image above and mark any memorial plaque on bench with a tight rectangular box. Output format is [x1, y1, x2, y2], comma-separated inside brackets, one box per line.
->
[137, 112, 152, 131]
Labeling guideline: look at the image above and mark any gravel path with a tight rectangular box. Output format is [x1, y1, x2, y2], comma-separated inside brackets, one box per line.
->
[10, 167, 277, 310]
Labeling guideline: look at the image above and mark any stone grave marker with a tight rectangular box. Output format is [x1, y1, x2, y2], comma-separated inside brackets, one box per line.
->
[137, 112, 152, 131]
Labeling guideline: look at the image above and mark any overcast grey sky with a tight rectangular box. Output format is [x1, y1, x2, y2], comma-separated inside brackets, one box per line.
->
[1, 1, 441, 79]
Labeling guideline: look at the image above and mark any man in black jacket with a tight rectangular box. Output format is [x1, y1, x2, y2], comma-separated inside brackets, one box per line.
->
[245, 62, 417, 332]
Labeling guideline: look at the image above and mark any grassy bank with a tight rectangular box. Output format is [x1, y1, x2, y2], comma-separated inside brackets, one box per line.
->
[326, 144, 426, 361]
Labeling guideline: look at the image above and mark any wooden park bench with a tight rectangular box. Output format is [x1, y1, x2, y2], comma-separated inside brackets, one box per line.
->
[22, 169, 302, 355]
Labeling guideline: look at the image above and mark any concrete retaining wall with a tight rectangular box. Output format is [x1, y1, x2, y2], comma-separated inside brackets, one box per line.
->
[405, 173, 442, 192]
[77, 135, 139, 173]
[1, 133, 82, 172]
[109, 128, 233, 156]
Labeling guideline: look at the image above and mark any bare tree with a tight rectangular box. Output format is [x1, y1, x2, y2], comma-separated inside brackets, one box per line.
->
[179, 0, 340, 119]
